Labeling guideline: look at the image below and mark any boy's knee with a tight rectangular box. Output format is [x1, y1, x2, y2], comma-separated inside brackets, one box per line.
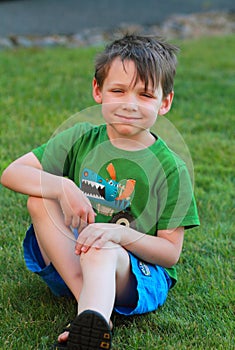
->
[80, 242, 128, 268]
[27, 196, 44, 215]
[80, 242, 117, 262]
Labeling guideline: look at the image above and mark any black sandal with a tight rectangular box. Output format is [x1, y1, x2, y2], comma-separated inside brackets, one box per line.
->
[67, 310, 112, 349]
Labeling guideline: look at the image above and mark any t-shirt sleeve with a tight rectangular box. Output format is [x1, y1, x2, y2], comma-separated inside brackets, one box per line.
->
[32, 122, 93, 177]
[157, 164, 200, 230]
[32, 132, 73, 176]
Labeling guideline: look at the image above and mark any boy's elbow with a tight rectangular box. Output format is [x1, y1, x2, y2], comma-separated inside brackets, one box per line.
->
[157, 226, 184, 268]
[1, 168, 9, 187]
[163, 248, 181, 268]
[165, 254, 180, 268]
[1, 165, 15, 188]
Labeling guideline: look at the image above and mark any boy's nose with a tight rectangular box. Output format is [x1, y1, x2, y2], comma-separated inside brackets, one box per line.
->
[122, 102, 138, 112]
[122, 94, 138, 111]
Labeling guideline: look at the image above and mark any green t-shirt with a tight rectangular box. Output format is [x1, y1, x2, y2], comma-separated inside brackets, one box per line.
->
[33, 122, 200, 286]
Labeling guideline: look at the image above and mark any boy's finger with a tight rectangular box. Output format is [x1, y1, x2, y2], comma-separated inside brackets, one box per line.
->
[77, 208, 95, 232]
[64, 214, 72, 227]
[78, 213, 89, 232]
[88, 209, 96, 224]
[71, 216, 80, 229]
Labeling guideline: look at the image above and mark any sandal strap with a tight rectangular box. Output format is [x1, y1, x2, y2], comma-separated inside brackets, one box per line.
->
[62, 321, 72, 332]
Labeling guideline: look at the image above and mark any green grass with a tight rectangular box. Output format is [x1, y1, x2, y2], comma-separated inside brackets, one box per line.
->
[0, 35, 234, 349]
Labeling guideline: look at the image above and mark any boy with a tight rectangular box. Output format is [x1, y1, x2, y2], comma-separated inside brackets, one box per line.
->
[1, 34, 199, 349]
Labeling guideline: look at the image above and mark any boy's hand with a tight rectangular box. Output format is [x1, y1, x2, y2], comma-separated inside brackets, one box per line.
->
[58, 178, 96, 232]
[74, 223, 124, 254]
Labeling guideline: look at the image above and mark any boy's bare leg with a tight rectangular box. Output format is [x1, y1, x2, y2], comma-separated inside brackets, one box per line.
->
[27, 196, 83, 300]
[78, 240, 137, 321]
[27, 196, 137, 342]
[57, 240, 136, 343]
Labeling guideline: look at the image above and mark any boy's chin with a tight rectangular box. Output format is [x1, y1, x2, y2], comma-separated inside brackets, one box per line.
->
[106, 124, 154, 150]
[108, 123, 142, 138]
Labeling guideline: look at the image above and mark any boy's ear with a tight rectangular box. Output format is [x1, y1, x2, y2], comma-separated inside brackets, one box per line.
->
[92, 78, 102, 104]
[159, 91, 174, 115]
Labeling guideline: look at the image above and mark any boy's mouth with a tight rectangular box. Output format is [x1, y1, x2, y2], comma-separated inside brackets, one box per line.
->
[114, 114, 141, 122]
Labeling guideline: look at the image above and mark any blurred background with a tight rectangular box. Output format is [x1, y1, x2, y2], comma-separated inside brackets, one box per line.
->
[0, 0, 234, 39]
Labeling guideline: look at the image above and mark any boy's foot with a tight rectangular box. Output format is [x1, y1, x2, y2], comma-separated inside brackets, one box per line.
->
[54, 310, 112, 349]
[57, 318, 113, 345]
[67, 310, 112, 349]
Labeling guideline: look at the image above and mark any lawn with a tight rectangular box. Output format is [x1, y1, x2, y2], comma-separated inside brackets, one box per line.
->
[0, 34, 234, 349]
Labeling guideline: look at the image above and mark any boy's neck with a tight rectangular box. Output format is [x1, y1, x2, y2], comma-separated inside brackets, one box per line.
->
[108, 132, 156, 151]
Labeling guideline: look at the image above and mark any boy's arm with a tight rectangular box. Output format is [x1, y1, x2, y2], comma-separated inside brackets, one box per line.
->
[1, 152, 96, 228]
[75, 223, 184, 268]
[1, 152, 59, 197]
[122, 226, 184, 268]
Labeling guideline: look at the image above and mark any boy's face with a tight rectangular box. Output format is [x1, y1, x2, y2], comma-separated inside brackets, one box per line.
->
[93, 58, 173, 147]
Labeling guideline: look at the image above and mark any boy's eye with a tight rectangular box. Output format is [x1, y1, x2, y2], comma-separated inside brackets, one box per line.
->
[111, 89, 123, 93]
[140, 92, 153, 98]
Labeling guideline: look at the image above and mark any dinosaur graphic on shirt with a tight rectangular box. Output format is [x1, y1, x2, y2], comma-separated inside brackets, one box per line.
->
[80, 163, 136, 220]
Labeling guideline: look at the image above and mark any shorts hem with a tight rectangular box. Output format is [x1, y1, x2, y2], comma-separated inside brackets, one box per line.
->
[114, 253, 170, 316]
[23, 224, 73, 298]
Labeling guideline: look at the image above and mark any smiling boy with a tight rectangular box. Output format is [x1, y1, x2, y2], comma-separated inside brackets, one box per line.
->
[93, 57, 172, 149]
[1, 34, 199, 349]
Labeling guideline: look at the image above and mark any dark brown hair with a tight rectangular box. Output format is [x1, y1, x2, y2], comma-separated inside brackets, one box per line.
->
[94, 34, 179, 97]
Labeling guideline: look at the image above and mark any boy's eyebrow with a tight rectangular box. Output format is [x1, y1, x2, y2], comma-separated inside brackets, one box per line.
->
[108, 82, 156, 93]
[108, 82, 127, 86]
[107, 82, 131, 89]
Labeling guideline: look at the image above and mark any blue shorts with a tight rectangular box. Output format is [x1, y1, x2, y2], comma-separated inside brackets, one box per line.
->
[23, 225, 172, 315]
